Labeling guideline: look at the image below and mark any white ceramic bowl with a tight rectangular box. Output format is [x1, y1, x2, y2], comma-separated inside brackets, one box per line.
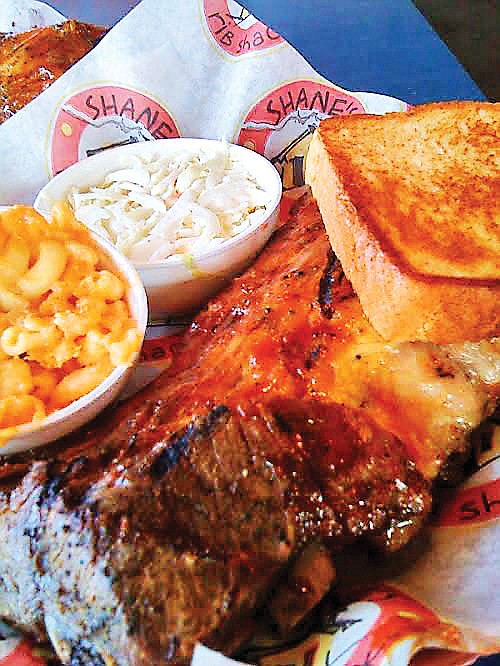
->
[34, 138, 282, 321]
[0, 225, 148, 457]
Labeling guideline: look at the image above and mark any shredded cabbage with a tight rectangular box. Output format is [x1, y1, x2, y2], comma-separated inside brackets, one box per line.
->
[69, 145, 271, 264]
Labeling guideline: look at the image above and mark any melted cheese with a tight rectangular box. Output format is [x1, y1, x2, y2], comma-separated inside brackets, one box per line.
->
[320, 334, 498, 477]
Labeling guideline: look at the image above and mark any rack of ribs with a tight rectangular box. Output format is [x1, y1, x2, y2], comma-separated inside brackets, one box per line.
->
[0, 20, 106, 123]
[0, 195, 498, 664]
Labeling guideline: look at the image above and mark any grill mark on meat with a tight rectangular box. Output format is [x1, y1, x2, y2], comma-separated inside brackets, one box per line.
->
[70, 645, 106, 665]
[151, 406, 229, 479]
[304, 344, 323, 370]
[319, 249, 355, 319]
[150, 432, 190, 480]
[39, 456, 90, 508]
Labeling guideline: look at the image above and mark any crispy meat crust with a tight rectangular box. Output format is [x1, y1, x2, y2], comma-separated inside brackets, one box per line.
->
[0, 20, 106, 123]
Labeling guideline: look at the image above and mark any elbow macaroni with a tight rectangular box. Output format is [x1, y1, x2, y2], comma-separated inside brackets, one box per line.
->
[0, 203, 142, 445]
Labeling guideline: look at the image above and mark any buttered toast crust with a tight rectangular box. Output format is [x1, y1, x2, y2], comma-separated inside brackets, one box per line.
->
[306, 102, 499, 343]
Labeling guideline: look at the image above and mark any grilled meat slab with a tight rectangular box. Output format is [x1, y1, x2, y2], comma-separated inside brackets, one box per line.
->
[0, 195, 498, 664]
[0, 20, 105, 123]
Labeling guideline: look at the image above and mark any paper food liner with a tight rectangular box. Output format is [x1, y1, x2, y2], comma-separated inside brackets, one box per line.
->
[0, 1, 498, 665]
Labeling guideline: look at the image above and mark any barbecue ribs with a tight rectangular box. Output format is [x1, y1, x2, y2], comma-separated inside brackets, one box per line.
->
[0, 20, 105, 123]
[0, 195, 498, 665]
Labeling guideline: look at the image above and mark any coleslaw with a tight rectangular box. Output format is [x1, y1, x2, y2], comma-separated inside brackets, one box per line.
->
[69, 144, 271, 264]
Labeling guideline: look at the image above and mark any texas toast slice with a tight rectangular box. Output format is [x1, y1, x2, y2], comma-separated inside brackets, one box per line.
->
[306, 101, 500, 342]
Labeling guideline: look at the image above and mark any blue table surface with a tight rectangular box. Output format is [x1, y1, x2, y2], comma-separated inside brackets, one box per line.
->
[47, 1, 496, 664]
[51, 0, 486, 105]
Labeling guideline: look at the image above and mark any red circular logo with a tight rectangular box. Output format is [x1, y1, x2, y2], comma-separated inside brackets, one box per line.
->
[203, 0, 283, 56]
[50, 85, 180, 175]
[237, 81, 366, 189]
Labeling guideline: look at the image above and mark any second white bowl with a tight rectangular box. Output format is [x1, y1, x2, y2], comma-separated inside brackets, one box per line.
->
[35, 138, 283, 321]
[0, 225, 148, 457]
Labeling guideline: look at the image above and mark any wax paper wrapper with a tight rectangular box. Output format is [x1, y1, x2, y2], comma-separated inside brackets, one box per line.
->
[0, 1, 498, 665]
[0, 0, 407, 204]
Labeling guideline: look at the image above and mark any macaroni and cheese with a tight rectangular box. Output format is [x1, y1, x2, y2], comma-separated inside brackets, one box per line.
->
[0, 203, 142, 446]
